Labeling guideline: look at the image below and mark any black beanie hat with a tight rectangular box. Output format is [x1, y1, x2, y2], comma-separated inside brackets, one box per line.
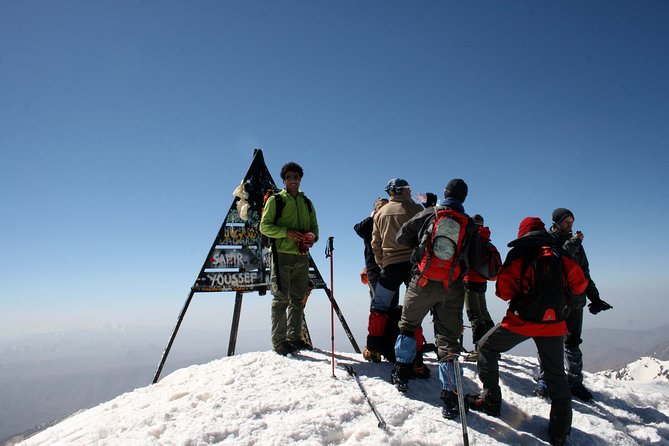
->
[552, 208, 574, 224]
[444, 179, 468, 202]
[472, 214, 484, 225]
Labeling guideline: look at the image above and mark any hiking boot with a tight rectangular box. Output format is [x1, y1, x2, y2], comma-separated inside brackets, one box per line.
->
[440, 389, 468, 420]
[549, 437, 567, 446]
[289, 340, 312, 352]
[463, 350, 478, 363]
[422, 342, 437, 354]
[548, 431, 568, 446]
[466, 393, 501, 417]
[534, 380, 550, 399]
[274, 341, 296, 356]
[570, 383, 594, 402]
[411, 363, 431, 379]
[411, 354, 431, 379]
[390, 369, 409, 393]
[363, 347, 382, 363]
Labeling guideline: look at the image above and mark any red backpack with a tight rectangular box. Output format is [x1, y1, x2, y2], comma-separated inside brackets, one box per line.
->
[417, 207, 469, 289]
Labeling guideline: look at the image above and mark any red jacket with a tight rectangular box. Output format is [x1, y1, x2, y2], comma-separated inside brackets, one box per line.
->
[464, 226, 491, 283]
[495, 251, 588, 337]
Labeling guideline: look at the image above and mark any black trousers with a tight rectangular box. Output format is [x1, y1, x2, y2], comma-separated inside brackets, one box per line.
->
[538, 295, 586, 386]
[477, 324, 572, 441]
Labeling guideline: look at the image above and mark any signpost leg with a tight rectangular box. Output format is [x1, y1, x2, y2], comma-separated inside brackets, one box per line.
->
[152, 289, 195, 384]
[227, 291, 244, 356]
[323, 287, 361, 353]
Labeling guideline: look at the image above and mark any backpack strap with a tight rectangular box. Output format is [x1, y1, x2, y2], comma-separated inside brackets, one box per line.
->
[273, 192, 312, 224]
[302, 193, 313, 214]
[416, 207, 440, 286]
[272, 193, 285, 224]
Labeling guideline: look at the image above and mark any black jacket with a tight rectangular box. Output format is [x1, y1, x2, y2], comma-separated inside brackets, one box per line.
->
[354, 216, 380, 275]
[550, 226, 600, 302]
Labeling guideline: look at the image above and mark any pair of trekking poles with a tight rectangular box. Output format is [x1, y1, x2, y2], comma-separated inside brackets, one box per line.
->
[326, 237, 386, 429]
[326, 237, 468, 444]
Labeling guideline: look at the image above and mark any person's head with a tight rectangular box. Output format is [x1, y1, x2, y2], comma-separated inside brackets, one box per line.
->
[385, 178, 410, 197]
[280, 162, 303, 195]
[552, 208, 575, 234]
[507, 216, 553, 247]
[472, 214, 484, 226]
[517, 217, 547, 238]
[280, 162, 304, 181]
[443, 179, 468, 203]
[374, 197, 389, 212]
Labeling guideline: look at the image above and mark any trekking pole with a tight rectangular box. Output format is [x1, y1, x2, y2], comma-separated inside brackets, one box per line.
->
[344, 364, 387, 429]
[325, 236, 335, 377]
[453, 357, 470, 446]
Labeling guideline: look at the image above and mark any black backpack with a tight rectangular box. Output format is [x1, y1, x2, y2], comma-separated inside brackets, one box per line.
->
[474, 240, 502, 280]
[510, 246, 569, 323]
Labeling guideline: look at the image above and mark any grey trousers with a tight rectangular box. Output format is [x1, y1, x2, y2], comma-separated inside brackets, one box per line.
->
[399, 276, 465, 359]
[270, 252, 310, 348]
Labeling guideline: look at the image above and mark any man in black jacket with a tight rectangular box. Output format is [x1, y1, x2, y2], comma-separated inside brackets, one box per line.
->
[354, 197, 389, 307]
[391, 179, 484, 419]
[534, 208, 613, 402]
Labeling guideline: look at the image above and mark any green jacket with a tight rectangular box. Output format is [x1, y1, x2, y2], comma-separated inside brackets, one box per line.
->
[260, 189, 319, 255]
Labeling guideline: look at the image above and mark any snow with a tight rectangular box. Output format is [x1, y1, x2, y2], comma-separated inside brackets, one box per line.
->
[17, 349, 669, 446]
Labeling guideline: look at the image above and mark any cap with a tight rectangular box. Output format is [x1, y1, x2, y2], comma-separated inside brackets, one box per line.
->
[552, 208, 574, 224]
[385, 178, 410, 196]
[444, 179, 468, 202]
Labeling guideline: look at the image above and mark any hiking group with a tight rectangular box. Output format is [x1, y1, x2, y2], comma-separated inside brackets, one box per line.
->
[259, 162, 612, 446]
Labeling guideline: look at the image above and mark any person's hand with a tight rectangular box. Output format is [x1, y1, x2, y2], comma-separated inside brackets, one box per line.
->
[575, 230, 584, 241]
[302, 232, 316, 248]
[588, 299, 612, 315]
[296, 231, 315, 254]
[360, 268, 368, 285]
[302, 284, 314, 305]
[287, 229, 305, 241]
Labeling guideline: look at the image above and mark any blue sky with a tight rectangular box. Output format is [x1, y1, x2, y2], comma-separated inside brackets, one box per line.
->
[2, 1, 668, 346]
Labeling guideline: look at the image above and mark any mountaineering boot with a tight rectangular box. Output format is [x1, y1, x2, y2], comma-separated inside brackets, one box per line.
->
[534, 379, 549, 399]
[363, 347, 382, 363]
[570, 383, 594, 402]
[274, 341, 296, 356]
[391, 362, 412, 393]
[411, 354, 431, 379]
[466, 393, 501, 417]
[390, 370, 409, 393]
[549, 434, 567, 446]
[289, 340, 313, 352]
[548, 426, 570, 446]
[440, 389, 468, 420]
[463, 350, 478, 363]
[422, 342, 437, 354]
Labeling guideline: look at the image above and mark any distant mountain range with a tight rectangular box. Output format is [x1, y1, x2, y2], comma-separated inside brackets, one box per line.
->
[505, 323, 669, 372]
[598, 356, 669, 382]
[0, 325, 247, 445]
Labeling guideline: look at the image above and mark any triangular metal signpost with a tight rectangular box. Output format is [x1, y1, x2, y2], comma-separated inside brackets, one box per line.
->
[152, 149, 360, 384]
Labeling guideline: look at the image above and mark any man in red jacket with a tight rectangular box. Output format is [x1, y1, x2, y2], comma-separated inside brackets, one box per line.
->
[466, 217, 588, 446]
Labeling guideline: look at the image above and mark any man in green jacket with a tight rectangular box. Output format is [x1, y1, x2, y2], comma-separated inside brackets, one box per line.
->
[260, 162, 319, 356]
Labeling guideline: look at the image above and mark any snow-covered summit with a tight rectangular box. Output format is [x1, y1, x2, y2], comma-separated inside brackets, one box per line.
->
[599, 356, 669, 383]
[17, 350, 669, 445]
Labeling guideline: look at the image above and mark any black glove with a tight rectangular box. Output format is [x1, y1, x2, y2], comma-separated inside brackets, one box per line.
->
[588, 299, 613, 315]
